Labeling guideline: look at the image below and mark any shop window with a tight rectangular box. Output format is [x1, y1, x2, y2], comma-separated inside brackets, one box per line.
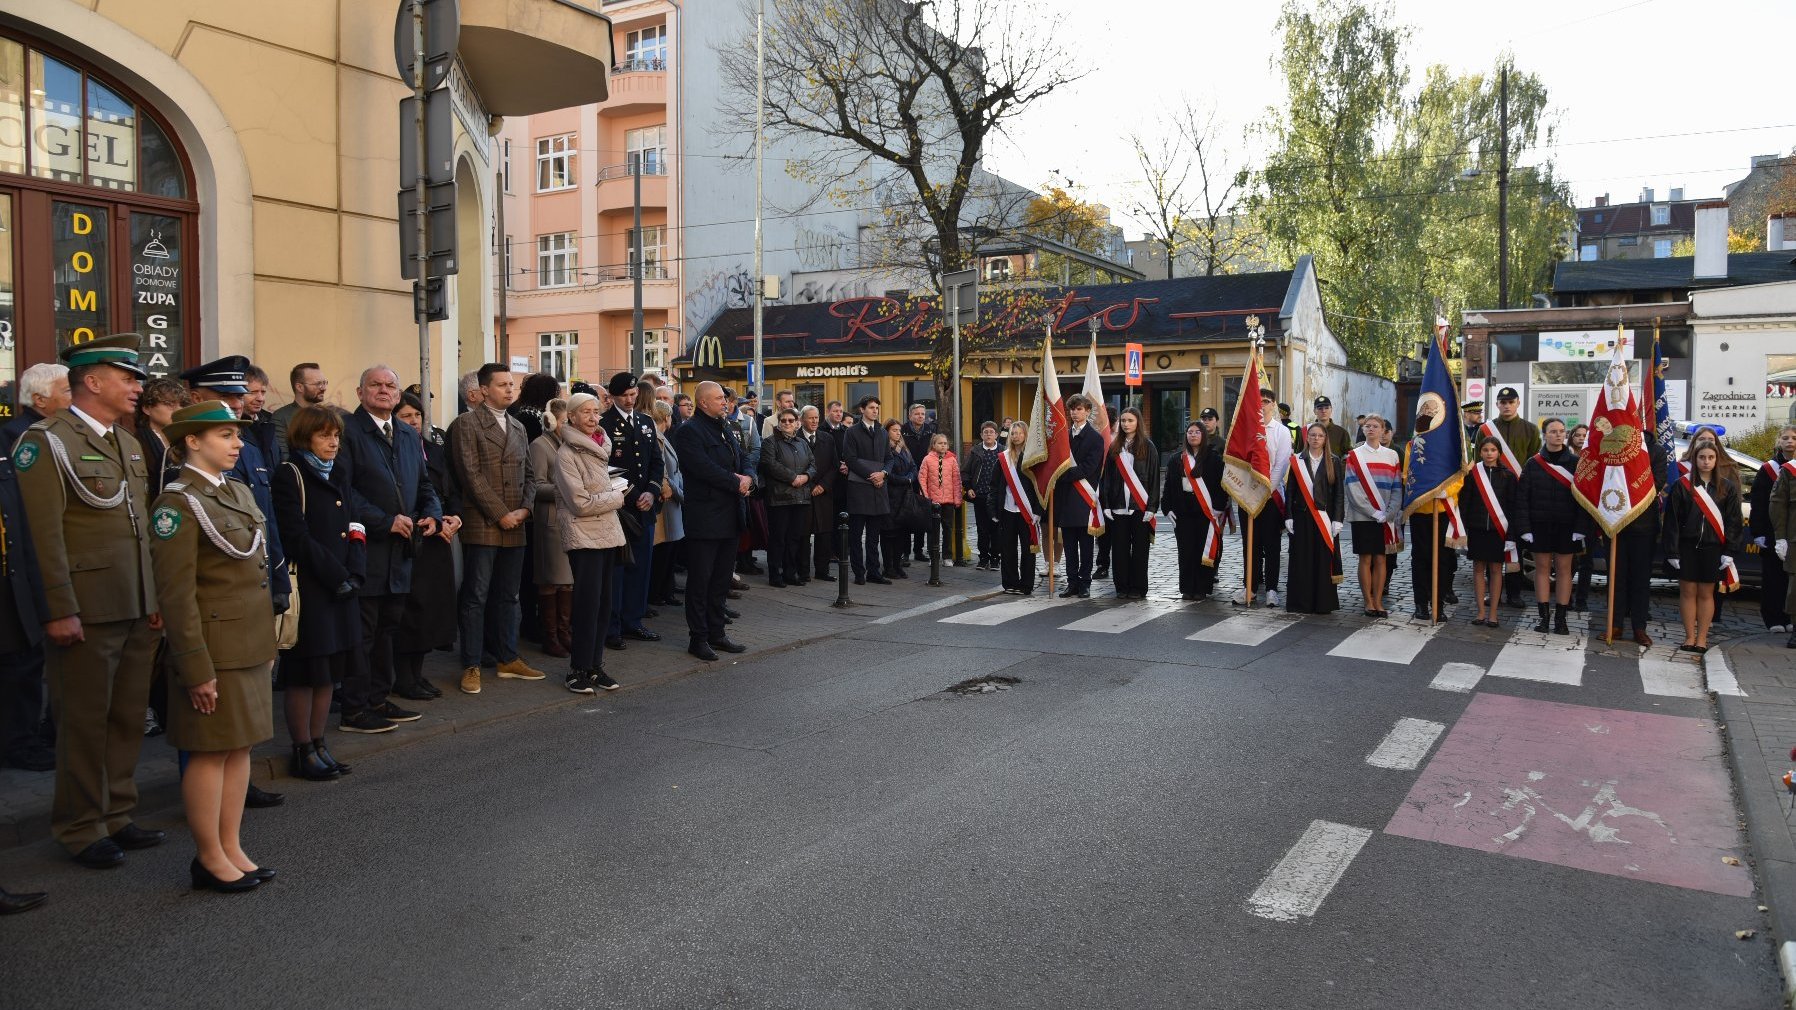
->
[539, 331, 576, 382]
[844, 381, 878, 413]
[536, 133, 576, 192]
[1768, 354, 1796, 428]
[794, 384, 824, 409]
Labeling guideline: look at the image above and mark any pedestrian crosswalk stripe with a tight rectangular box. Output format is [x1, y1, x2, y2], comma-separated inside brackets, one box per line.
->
[1487, 625, 1586, 685]
[938, 595, 1078, 626]
[1058, 600, 1189, 634]
[1327, 621, 1441, 665]
[1365, 717, 1447, 770]
[1637, 655, 1705, 698]
[1704, 649, 1747, 697]
[1246, 819, 1374, 922]
[1429, 662, 1487, 693]
[1186, 611, 1298, 647]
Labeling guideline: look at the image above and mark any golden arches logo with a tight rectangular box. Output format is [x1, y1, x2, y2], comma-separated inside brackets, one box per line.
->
[693, 334, 726, 370]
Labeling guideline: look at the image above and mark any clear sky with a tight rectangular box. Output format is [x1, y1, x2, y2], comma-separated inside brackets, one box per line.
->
[981, 0, 1796, 238]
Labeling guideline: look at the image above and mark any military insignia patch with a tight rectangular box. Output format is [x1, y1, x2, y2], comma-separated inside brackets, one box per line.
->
[13, 441, 37, 471]
[152, 505, 182, 540]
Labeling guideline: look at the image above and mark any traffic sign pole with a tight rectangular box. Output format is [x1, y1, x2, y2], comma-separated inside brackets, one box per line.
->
[410, 0, 431, 428]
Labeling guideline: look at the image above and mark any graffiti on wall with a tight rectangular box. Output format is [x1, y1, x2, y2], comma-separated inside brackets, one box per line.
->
[685, 267, 755, 337]
[794, 226, 851, 271]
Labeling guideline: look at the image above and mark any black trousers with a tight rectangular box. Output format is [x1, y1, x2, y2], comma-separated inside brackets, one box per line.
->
[767, 504, 809, 583]
[1611, 530, 1656, 633]
[1761, 549, 1791, 628]
[1058, 527, 1094, 589]
[848, 514, 883, 578]
[881, 529, 910, 575]
[567, 547, 616, 673]
[811, 501, 837, 576]
[343, 593, 406, 716]
[1250, 507, 1283, 593]
[683, 537, 738, 643]
[973, 496, 999, 563]
[998, 510, 1037, 591]
[0, 644, 46, 761]
[1409, 514, 1450, 610]
[650, 537, 680, 603]
[1110, 513, 1152, 595]
[1095, 528, 1111, 568]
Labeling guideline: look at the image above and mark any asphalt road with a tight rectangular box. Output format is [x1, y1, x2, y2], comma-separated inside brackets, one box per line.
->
[2, 593, 1782, 1009]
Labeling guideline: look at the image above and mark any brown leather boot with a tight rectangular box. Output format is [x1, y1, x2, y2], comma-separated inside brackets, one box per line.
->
[539, 589, 569, 658]
[555, 587, 575, 656]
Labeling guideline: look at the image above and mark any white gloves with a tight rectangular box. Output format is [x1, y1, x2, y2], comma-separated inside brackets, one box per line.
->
[1779, 540, 1790, 561]
[1332, 521, 1344, 537]
[1571, 532, 1585, 543]
[1755, 536, 1769, 548]
[1373, 510, 1387, 524]
[1669, 557, 1680, 570]
[1503, 541, 1516, 554]
[1521, 533, 1534, 544]
[1721, 555, 1734, 570]
[1285, 519, 1296, 535]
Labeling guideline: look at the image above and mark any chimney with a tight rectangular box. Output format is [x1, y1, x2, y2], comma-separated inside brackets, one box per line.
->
[1694, 201, 1729, 280]
[1669, 187, 1684, 201]
[1771, 213, 1792, 251]
[1594, 194, 1608, 208]
[1640, 186, 1655, 203]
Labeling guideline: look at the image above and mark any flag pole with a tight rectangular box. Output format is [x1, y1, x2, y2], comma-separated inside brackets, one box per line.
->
[1605, 537, 1618, 645]
[1244, 508, 1255, 608]
[1046, 498, 1056, 598]
[1431, 506, 1441, 624]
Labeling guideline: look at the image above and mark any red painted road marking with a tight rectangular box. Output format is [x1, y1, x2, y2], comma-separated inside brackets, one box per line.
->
[1384, 693, 1751, 897]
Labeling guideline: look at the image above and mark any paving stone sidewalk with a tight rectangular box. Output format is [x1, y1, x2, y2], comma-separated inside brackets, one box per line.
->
[1713, 632, 1796, 1002]
[0, 559, 1003, 852]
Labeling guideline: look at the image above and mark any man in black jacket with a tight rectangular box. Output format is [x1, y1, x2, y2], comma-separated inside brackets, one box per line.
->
[339, 365, 443, 728]
[1053, 395, 1106, 597]
[0, 443, 50, 910]
[842, 396, 892, 584]
[800, 405, 842, 580]
[901, 403, 935, 561]
[669, 381, 751, 661]
[602, 372, 666, 648]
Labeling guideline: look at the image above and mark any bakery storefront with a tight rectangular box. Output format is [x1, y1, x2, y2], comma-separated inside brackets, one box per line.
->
[1, 28, 200, 418]
[678, 270, 1331, 449]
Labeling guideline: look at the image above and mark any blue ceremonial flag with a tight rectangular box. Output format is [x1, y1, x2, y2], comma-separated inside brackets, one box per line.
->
[1401, 331, 1468, 516]
[1646, 320, 1677, 491]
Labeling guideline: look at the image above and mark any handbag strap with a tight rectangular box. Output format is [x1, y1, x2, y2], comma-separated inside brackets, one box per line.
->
[285, 462, 305, 571]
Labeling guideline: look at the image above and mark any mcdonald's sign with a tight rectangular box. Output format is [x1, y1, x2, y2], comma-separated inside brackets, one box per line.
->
[692, 333, 728, 371]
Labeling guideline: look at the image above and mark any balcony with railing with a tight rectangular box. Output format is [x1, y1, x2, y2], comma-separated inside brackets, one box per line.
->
[603, 57, 667, 115]
[597, 161, 669, 214]
[592, 263, 676, 313]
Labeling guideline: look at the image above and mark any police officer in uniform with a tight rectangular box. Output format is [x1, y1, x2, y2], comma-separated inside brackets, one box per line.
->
[601, 371, 665, 649]
[14, 333, 167, 868]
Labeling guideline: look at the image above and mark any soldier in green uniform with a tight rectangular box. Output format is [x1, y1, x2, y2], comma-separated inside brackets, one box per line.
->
[13, 333, 165, 869]
[149, 402, 280, 893]
[1488, 387, 1541, 606]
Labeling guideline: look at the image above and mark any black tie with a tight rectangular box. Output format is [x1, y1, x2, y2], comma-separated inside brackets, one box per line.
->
[382, 420, 393, 444]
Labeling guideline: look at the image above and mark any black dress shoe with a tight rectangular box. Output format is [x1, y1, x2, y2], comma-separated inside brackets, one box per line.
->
[0, 887, 48, 915]
[245, 783, 285, 809]
[248, 866, 277, 882]
[726, 590, 743, 600]
[393, 685, 436, 702]
[687, 640, 718, 662]
[1058, 587, 1078, 598]
[854, 576, 866, 585]
[605, 636, 627, 651]
[723, 607, 742, 619]
[110, 823, 165, 850]
[708, 637, 748, 654]
[417, 680, 444, 699]
[868, 575, 892, 585]
[644, 607, 660, 619]
[623, 628, 661, 642]
[72, 838, 125, 869]
[190, 858, 260, 894]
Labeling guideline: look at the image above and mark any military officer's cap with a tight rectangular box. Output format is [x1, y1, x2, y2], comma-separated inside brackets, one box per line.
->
[179, 355, 253, 394]
[1313, 395, 1333, 409]
[607, 371, 639, 396]
[60, 332, 148, 379]
[1199, 407, 1220, 420]
[1462, 400, 1485, 413]
[163, 400, 252, 442]
[1496, 386, 1521, 402]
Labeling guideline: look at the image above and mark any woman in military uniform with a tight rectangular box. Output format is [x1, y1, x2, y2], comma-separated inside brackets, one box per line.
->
[148, 402, 280, 893]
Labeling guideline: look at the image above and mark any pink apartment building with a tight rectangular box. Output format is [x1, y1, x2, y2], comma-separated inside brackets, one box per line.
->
[496, 1, 677, 386]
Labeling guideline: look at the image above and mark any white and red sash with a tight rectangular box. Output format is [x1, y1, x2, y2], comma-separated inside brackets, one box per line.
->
[1290, 456, 1335, 547]
[1117, 456, 1157, 532]
[1346, 446, 1399, 547]
[1184, 454, 1223, 567]
[1076, 477, 1105, 537]
[1673, 459, 1691, 487]
[1775, 458, 1796, 482]
[1532, 452, 1575, 491]
[1691, 482, 1729, 545]
[998, 449, 1039, 549]
[1470, 464, 1518, 564]
[1480, 420, 1524, 477]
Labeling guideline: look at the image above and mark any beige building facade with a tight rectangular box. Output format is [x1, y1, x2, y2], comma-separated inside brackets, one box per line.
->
[0, 0, 611, 420]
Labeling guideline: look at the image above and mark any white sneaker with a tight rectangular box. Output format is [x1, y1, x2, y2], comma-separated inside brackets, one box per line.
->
[1234, 588, 1250, 605]
[1265, 590, 1281, 608]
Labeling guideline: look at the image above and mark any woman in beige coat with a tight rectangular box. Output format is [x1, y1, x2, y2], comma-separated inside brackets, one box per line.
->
[554, 392, 628, 694]
[528, 399, 574, 657]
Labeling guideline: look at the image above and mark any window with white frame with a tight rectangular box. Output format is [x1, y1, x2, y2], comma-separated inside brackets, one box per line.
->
[641, 329, 664, 373]
[538, 232, 578, 288]
[536, 133, 576, 192]
[501, 138, 512, 192]
[626, 125, 666, 175]
[625, 26, 667, 69]
[627, 225, 667, 279]
[539, 332, 576, 382]
[986, 257, 1012, 281]
[1579, 244, 1598, 261]
[1653, 239, 1673, 259]
[1650, 204, 1670, 226]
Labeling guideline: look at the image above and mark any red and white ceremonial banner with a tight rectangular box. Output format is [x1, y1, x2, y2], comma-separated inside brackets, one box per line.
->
[1082, 334, 1110, 445]
[1023, 337, 1072, 502]
[1222, 347, 1273, 518]
[1571, 335, 1658, 536]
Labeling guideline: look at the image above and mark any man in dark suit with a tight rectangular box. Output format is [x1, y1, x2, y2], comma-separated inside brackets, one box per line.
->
[800, 405, 841, 579]
[339, 366, 444, 729]
[1053, 394, 1105, 598]
[669, 381, 750, 661]
[901, 403, 935, 561]
[601, 371, 665, 649]
[841, 396, 891, 584]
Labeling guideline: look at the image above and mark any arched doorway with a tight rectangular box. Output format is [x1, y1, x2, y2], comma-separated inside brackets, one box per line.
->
[453, 156, 485, 379]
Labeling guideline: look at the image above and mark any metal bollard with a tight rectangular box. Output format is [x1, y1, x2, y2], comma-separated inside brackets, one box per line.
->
[927, 505, 944, 586]
[833, 510, 852, 608]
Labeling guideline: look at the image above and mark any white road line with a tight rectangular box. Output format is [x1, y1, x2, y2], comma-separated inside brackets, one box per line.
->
[1705, 649, 1747, 697]
[1486, 624, 1586, 686]
[1185, 611, 1298, 647]
[1326, 621, 1441, 665]
[870, 594, 974, 625]
[938, 595, 1077, 626]
[1364, 717, 1447, 770]
[1429, 662, 1486, 693]
[1058, 600, 1187, 634]
[1246, 820, 1374, 923]
[1638, 656, 1706, 698]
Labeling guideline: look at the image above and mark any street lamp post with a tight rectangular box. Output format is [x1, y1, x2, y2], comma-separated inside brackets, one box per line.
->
[751, 0, 765, 401]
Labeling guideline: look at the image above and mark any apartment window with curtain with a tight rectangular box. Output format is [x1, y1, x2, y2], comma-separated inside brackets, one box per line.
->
[627, 225, 666, 279]
[537, 232, 578, 287]
[625, 125, 666, 175]
[624, 25, 667, 70]
[536, 133, 576, 192]
[539, 331, 576, 382]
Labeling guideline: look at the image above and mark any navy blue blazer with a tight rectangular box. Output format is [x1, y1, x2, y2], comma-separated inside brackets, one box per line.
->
[669, 411, 744, 541]
[601, 405, 665, 516]
[339, 406, 443, 596]
[1052, 423, 1105, 529]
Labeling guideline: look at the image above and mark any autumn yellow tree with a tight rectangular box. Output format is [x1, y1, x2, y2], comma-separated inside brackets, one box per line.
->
[1023, 185, 1116, 285]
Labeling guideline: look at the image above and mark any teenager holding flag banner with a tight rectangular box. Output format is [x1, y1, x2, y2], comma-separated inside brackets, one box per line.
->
[1568, 330, 1659, 643]
[1400, 330, 1468, 623]
[1082, 334, 1114, 581]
